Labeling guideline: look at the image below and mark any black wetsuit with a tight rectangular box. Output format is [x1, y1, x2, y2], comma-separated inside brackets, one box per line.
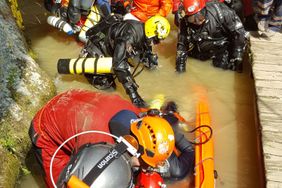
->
[44, 0, 110, 24]
[83, 15, 156, 107]
[176, 2, 248, 72]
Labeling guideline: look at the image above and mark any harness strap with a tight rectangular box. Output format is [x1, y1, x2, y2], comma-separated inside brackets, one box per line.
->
[82, 141, 128, 186]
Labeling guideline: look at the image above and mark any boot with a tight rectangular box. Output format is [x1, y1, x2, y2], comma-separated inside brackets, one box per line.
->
[124, 82, 148, 108]
[231, 47, 244, 73]
[176, 51, 187, 73]
[229, 59, 243, 73]
[176, 61, 186, 73]
[115, 69, 148, 107]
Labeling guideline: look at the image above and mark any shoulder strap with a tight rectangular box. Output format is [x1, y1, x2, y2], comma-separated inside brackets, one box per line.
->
[82, 141, 128, 186]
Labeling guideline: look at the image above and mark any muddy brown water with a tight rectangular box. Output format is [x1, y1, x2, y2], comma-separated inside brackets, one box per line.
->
[17, 0, 264, 187]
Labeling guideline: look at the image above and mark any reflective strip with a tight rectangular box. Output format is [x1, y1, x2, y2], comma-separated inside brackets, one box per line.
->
[273, 15, 282, 21]
[257, 0, 273, 9]
[235, 21, 243, 29]
[269, 21, 282, 26]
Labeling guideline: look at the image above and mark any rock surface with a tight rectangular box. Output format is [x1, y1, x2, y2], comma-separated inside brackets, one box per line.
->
[0, 1, 55, 187]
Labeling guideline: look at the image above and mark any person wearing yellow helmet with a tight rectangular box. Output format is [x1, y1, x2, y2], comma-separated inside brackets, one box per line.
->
[81, 15, 170, 108]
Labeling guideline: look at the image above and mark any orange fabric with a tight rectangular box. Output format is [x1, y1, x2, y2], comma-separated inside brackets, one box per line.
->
[195, 102, 214, 188]
[67, 175, 89, 188]
[61, 0, 70, 7]
[130, 0, 172, 22]
[31, 90, 141, 187]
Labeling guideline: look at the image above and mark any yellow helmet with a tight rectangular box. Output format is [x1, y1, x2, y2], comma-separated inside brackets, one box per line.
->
[144, 15, 171, 40]
[130, 116, 175, 167]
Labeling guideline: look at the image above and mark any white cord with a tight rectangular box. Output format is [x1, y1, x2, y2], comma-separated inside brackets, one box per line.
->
[50, 130, 118, 188]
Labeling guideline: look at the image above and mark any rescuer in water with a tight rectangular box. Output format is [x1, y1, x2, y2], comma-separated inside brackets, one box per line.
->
[29, 90, 195, 188]
[175, 0, 249, 73]
[80, 15, 171, 108]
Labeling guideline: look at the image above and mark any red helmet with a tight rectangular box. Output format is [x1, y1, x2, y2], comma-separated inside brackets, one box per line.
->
[135, 171, 165, 188]
[183, 0, 206, 16]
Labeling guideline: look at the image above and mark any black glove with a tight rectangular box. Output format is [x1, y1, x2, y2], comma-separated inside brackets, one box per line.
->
[161, 101, 179, 127]
[176, 51, 188, 73]
[141, 52, 158, 69]
[229, 58, 243, 73]
[56, 6, 68, 19]
[230, 47, 244, 72]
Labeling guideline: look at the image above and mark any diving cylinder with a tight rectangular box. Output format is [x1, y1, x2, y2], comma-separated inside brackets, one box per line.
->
[47, 16, 74, 35]
[78, 6, 101, 43]
[57, 57, 113, 74]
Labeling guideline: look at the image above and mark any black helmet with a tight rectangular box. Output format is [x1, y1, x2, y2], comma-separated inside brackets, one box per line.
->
[57, 143, 134, 188]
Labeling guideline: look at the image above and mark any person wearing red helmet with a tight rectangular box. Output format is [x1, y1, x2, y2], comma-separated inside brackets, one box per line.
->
[175, 0, 249, 73]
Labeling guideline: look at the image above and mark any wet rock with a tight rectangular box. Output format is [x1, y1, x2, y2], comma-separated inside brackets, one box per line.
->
[0, 1, 56, 187]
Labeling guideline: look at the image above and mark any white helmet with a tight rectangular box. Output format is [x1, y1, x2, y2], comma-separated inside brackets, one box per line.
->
[57, 143, 133, 188]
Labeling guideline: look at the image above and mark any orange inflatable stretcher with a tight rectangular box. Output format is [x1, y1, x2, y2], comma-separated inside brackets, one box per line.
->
[194, 102, 215, 188]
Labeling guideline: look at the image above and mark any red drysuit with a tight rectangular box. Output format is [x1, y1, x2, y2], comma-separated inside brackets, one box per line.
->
[29, 90, 140, 187]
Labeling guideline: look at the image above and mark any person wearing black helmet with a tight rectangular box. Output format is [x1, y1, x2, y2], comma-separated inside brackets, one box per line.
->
[175, 0, 249, 73]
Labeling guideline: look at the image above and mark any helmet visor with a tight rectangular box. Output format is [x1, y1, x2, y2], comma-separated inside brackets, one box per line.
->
[187, 11, 205, 25]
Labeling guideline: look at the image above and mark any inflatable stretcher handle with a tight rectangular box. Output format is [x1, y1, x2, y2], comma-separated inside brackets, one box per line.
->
[67, 175, 90, 188]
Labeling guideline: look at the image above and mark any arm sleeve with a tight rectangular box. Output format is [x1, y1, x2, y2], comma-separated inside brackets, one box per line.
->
[68, 0, 81, 24]
[112, 38, 130, 71]
[221, 7, 246, 58]
[158, 0, 173, 17]
[167, 132, 195, 180]
[176, 18, 189, 52]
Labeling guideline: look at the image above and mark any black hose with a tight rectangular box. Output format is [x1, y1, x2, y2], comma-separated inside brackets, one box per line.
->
[187, 125, 213, 145]
[132, 61, 145, 78]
